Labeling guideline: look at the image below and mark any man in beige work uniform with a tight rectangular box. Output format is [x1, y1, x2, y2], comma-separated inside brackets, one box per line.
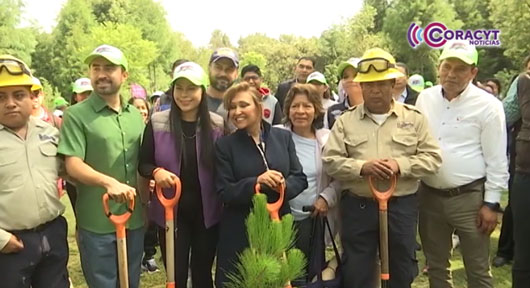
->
[0, 55, 69, 288]
[323, 48, 442, 288]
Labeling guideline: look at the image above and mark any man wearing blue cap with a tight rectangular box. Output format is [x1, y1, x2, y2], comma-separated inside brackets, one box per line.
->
[58, 44, 146, 288]
[416, 41, 509, 288]
[206, 47, 239, 122]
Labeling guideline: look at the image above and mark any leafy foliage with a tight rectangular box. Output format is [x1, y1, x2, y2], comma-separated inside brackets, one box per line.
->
[227, 194, 306, 288]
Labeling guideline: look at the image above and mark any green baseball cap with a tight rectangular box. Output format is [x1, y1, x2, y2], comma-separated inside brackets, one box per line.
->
[439, 40, 478, 66]
[72, 78, 93, 93]
[408, 74, 425, 92]
[84, 44, 129, 71]
[170, 62, 209, 90]
[306, 71, 328, 85]
[54, 97, 69, 108]
[337, 57, 361, 78]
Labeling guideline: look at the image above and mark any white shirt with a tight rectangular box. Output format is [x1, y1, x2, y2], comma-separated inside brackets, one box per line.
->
[370, 112, 391, 126]
[415, 83, 509, 203]
[396, 88, 407, 103]
[322, 98, 338, 110]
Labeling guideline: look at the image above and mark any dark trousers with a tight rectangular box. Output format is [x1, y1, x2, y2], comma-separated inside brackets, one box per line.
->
[158, 211, 218, 288]
[496, 164, 515, 260]
[0, 216, 69, 288]
[512, 173, 530, 287]
[65, 181, 77, 214]
[143, 221, 158, 259]
[341, 193, 418, 288]
[497, 201, 514, 260]
[294, 217, 315, 280]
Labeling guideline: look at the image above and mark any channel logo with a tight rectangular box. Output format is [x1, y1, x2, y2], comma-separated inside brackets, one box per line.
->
[407, 22, 501, 49]
[407, 23, 425, 48]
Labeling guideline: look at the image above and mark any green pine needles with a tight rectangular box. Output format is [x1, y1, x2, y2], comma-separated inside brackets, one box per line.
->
[227, 194, 307, 288]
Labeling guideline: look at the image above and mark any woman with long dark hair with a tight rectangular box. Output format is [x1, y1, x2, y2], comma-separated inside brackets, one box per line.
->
[139, 62, 224, 287]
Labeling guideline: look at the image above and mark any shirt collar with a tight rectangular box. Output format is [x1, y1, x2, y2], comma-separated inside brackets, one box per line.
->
[0, 117, 40, 138]
[401, 88, 408, 98]
[441, 82, 473, 101]
[359, 100, 399, 120]
[88, 92, 130, 113]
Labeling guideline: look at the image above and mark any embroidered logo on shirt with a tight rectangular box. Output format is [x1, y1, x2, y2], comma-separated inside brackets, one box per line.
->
[39, 134, 57, 143]
[397, 121, 414, 129]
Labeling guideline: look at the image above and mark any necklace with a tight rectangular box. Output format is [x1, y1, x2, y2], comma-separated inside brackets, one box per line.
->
[182, 131, 196, 139]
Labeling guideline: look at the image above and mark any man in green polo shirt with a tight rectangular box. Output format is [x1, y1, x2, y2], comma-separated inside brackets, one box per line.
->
[58, 44, 145, 288]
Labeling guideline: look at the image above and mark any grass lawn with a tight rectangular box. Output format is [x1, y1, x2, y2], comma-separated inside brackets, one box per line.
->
[62, 196, 513, 288]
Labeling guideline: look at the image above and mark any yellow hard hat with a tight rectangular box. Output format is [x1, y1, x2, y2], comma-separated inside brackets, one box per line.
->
[30, 76, 43, 91]
[0, 55, 36, 89]
[354, 48, 404, 83]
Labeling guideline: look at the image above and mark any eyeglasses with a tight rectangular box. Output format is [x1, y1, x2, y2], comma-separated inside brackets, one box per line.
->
[357, 58, 396, 73]
[0, 59, 32, 76]
[243, 75, 260, 82]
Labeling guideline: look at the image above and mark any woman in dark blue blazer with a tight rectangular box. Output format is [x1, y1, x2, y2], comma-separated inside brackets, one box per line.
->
[214, 82, 308, 287]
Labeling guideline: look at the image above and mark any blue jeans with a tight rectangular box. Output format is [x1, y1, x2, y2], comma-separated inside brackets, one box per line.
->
[78, 227, 144, 288]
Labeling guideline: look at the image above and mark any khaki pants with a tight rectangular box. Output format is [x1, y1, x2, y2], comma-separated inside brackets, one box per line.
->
[418, 182, 493, 288]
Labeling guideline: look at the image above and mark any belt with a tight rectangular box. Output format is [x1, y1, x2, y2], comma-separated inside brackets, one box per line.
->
[9, 216, 61, 233]
[421, 177, 485, 197]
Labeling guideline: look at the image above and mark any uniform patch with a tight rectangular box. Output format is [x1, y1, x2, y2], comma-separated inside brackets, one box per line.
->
[39, 134, 57, 143]
[397, 121, 414, 129]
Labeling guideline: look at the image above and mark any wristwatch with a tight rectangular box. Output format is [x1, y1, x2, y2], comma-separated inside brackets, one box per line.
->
[483, 201, 501, 212]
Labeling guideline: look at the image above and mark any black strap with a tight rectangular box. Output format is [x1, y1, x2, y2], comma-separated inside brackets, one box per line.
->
[312, 216, 341, 282]
[323, 217, 342, 267]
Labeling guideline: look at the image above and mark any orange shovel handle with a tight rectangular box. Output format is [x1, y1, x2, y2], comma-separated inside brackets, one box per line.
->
[155, 177, 181, 221]
[368, 175, 397, 211]
[102, 193, 135, 238]
[255, 182, 285, 221]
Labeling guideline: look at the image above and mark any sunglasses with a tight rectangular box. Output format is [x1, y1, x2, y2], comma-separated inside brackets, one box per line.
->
[357, 58, 396, 73]
[0, 59, 32, 76]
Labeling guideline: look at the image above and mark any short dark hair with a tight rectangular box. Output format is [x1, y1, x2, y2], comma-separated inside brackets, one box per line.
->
[297, 56, 316, 67]
[283, 83, 324, 129]
[241, 64, 262, 78]
[396, 62, 409, 76]
[484, 78, 502, 94]
[171, 59, 190, 75]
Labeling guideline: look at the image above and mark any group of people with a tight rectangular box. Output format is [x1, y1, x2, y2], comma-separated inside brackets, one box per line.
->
[0, 38, 527, 288]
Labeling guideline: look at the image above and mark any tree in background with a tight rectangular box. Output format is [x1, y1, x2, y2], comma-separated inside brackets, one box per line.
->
[383, 0, 463, 82]
[209, 29, 233, 50]
[11, 0, 528, 101]
[0, 0, 38, 64]
[490, 0, 530, 88]
[319, 4, 387, 89]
